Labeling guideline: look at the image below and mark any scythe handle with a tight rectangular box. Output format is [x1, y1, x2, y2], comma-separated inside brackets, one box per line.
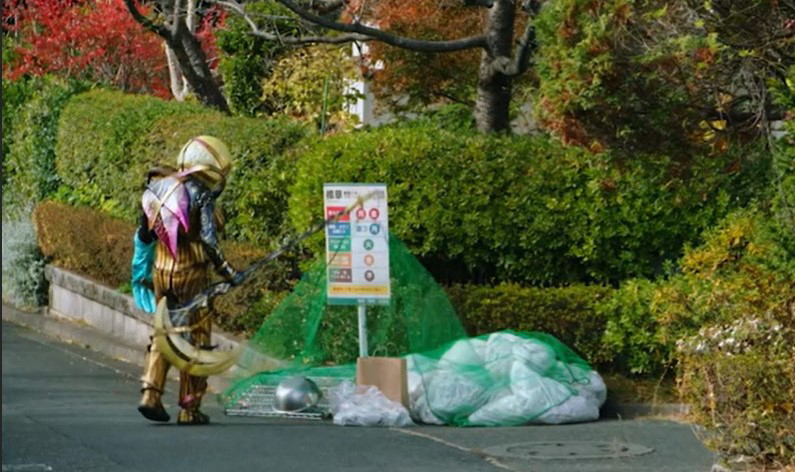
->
[168, 191, 377, 318]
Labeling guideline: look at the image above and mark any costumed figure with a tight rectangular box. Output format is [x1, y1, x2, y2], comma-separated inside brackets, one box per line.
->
[132, 136, 242, 425]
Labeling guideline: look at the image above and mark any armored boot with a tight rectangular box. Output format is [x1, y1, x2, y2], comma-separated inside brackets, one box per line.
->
[177, 371, 209, 425]
[138, 342, 170, 422]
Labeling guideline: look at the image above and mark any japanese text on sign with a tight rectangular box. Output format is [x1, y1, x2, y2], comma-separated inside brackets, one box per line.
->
[324, 183, 390, 305]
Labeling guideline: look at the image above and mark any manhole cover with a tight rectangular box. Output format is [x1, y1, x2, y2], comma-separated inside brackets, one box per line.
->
[483, 441, 654, 460]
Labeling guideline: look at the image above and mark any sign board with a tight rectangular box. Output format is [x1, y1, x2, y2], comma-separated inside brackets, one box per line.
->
[324, 183, 390, 305]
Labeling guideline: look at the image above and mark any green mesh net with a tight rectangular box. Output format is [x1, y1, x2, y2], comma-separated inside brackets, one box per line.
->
[220, 234, 599, 426]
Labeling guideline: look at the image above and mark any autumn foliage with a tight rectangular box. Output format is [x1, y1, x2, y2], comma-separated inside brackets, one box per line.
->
[343, 0, 486, 108]
[3, 0, 170, 97]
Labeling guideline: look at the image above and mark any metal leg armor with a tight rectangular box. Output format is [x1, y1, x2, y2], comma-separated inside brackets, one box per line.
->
[138, 338, 171, 422]
[176, 311, 212, 425]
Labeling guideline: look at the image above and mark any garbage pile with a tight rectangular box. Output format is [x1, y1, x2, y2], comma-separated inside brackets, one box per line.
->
[327, 330, 606, 427]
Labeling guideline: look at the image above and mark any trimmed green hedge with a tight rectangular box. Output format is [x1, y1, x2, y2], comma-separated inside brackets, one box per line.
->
[447, 283, 614, 368]
[54, 89, 308, 247]
[3, 76, 89, 212]
[51, 90, 770, 286]
[288, 121, 769, 285]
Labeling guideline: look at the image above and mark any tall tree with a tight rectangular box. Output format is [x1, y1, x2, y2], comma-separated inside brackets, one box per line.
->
[124, 0, 230, 112]
[215, 0, 543, 133]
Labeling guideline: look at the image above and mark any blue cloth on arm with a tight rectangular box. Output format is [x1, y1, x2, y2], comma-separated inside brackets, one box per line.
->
[131, 232, 156, 314]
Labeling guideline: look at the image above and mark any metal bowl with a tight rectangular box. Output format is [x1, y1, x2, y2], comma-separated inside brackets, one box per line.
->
[273, 376, 322, 413]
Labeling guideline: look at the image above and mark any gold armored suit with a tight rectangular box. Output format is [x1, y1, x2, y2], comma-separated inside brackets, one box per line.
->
[136, 136, 240, 425]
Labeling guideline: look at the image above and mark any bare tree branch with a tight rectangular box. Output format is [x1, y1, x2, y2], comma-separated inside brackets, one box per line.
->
[272, 0, 488, 52]
[213, 0, 371, 44]
[490, 19, 537, 76]
[303, 0, 347, 14]
[171, 0, 182, 36]
[252, 31, 372, 44]
[463, 0, 494, 7]
[123, 0, 169, 38]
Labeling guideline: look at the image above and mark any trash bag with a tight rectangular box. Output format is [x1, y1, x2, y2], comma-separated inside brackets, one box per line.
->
[408, 331, 606, 426]
[328, 380, 414, 427]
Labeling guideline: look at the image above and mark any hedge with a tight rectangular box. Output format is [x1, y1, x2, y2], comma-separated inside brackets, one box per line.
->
[447, 283, 614, 368]
[2, 77, 33, 189]
[600, 207, 795, 376]
[288, 120, 770, 286]
[34, 201, 136, 288]
[3, 76, 89, 213]
[50, 90, 770, 287]
[54, 89, 308, 248]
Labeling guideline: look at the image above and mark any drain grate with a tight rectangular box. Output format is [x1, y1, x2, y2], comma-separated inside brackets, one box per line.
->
[483, 441, 654, 460]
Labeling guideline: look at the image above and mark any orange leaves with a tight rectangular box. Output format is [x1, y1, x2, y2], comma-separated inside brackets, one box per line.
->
[4, 0, 191, 98]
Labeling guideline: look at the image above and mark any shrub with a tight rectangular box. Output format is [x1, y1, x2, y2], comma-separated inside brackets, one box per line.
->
[1, 211, 48, 309]
[597, 278, 662, 375]
[4, 76, 88, 212]
[600, 208, 795, 376]
[446, 283, 614, 367]
[34, 201, 136, 288]
[53, 89, 209, 221]
[2, 77, 34, 189]
[209, 240, 295, 335]
[288, 120, 768, 286]
[54, 89, 308, 248]
[678, 309, 795, 468]
[674, 133, 795, 467]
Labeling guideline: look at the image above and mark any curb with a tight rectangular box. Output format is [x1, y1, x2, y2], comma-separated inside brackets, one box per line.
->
[601, 398, 690, 419]
[2, 303, 144, 368]
[2, 303, 233, 393]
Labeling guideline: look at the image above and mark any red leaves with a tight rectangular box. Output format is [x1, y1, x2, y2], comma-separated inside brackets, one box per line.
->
[4, 0, 170, 98]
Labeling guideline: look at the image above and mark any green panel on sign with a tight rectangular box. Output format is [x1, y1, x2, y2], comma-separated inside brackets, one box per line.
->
[328, 237, 351, 252]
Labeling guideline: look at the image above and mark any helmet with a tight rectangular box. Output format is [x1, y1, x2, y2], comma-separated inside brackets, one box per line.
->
[273, 376, 322, 412]
[176, 136, 232, 190]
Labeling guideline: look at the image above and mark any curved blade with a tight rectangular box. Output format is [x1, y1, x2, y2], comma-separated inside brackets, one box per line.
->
[161, 300, 240, 364]
[153, 298, 242, 376]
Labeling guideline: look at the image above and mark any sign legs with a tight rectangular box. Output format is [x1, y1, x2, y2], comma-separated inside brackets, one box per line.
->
[358, 303, 368, 358]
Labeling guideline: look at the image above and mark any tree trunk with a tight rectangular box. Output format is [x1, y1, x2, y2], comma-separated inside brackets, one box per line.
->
[165, 0, 194, 101]
[474, 0, 515, 133]
[166, 44, 190, 101]
[167, 21, 230, 113]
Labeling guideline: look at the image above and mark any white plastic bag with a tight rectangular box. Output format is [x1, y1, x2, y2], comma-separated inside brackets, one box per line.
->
[484, 332, 523, 378]
[510, 361, 572, 403]
[532, 393, 600, 424]
[581, 370, 607, 407]
[424, 370, 491, 420]
[468, 393, 547, 426]
[328, 380, 414, 427]
[439, 338, 486, 367]
[405, 370, 443, 424]
[512, 339, 556, 374]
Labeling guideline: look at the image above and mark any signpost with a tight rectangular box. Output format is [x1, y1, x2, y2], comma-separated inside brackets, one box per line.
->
[323, 183, 390, 357]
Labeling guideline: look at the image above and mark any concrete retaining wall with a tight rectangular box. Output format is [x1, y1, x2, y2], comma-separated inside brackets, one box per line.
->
[45, 265, 240, 353]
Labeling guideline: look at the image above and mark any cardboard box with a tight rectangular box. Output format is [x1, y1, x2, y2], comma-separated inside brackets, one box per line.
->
[356, 356, 409, 409]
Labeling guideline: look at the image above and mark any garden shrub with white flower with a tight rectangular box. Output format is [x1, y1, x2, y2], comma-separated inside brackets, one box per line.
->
[678, 310, 795, 469]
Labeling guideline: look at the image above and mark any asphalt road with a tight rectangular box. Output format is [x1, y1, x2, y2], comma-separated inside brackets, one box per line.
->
[2, 320, 717, 472]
